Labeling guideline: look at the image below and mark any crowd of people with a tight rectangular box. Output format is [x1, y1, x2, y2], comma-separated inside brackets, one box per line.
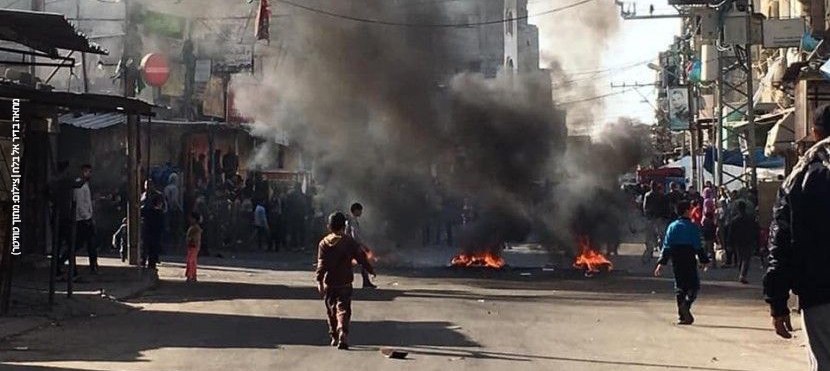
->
[645, 104, 830, 369]
[640, 179, 762, 283]
[140, 169, 320, 262]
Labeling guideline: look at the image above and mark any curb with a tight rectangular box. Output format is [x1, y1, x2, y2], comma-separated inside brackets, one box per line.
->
[0, 270, 159, 343]
[115, 270, 160, 302]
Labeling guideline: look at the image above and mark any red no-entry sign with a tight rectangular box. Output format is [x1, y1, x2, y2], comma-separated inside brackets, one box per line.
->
[140, 53, 170, 87]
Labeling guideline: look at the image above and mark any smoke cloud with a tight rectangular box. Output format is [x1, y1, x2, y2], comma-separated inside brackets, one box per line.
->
[233, 0, 642, 257]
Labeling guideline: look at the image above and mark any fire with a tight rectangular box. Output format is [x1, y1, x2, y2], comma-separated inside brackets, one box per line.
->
[353, 249, 378, 266]
[365, 249, 379, 263]
[573, 236, 613, 274]
[450, 252, 505, 269]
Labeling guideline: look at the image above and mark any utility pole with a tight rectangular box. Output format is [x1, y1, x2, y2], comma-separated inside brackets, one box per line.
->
[615, 1, 700, 190]
[715, 1, 758, 190]
[616, 0, 759, 191]
[30, 0, 44, 77]
[77, 0, 88, 93]
[124, 0, 141, 266]
[678, 25, 699, 191]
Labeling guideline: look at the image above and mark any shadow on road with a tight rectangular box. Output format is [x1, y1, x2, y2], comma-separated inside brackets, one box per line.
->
[394, 345, 760, 371]
[0, 310, 477, 364]
[0, 365, 110, 371]
[130, 280, 642, 305]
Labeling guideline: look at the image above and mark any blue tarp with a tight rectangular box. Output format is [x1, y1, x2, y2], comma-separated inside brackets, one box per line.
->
[702, 147, 785, 174]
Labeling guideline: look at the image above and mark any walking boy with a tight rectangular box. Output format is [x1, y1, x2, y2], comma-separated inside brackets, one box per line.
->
[316, 212, 376, 350]
[654, 201, 711, 325]
[185, 212, 203, 282]
[345, 203, 376, 289]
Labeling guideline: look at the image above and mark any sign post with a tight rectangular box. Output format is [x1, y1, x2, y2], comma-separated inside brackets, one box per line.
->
[140, 53, 170, 88]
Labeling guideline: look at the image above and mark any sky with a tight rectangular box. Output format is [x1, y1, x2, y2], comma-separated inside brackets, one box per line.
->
[529, 0, 681, 130]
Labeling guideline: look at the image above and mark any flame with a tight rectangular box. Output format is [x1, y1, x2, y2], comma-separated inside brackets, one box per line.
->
[353, 248, 378, 266]
[572, 236, 613, 273]
[450, 252, 505, 269]
[365, 249, 379, 263]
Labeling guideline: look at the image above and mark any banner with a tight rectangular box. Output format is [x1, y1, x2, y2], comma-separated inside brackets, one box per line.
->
[142, 10, 186, 39]
[202, 76, 225, 118]
[668, 87, 689, 131]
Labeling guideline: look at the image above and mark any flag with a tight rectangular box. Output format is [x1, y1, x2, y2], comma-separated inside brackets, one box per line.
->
[255, 0, 271, 41]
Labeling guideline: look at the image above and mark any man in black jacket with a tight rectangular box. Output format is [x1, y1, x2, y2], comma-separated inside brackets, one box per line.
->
[643, 181, 670, 259]
[726, 201, 758, 284]
[764, 104, 830, 370]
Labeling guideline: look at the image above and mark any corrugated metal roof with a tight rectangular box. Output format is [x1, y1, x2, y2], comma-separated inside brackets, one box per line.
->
[0, 81, 155, 115]
[59, 114, 238, 130]
[0, 9, 106, 57]
[59, 113, 124, 130]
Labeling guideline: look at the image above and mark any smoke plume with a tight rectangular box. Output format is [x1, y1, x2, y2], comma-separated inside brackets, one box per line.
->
[233, 0, 641, 256]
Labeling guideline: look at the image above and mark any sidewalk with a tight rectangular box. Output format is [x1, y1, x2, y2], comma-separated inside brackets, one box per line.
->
[0, 256, 157, 342]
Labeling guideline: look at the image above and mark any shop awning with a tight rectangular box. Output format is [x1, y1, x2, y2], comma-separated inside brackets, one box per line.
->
[765, 109, 795, 157]
[0, 9, 106, 57]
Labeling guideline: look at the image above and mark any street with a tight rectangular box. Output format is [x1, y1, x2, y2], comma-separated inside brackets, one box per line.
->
[0, 244, 806, 371]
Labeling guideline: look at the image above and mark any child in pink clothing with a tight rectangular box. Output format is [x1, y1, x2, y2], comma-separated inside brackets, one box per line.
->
[185, 212, 203, 282]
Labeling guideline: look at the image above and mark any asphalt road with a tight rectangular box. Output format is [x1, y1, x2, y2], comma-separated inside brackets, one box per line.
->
[0, 246, 808, 371]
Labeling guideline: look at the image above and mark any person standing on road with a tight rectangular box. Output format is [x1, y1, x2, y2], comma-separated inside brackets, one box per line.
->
[141, 195, 165, 269]
[345, 203, 377, 289]
[73, 164, 98, 273]
[316, 212, 376, 350]
[667, 182, 685, 219]
[164, 173, 182, 246]
[701, 187, 718, 267]
[687, 185, 703, 208]
[725, 201, 759, 284]
[50, 161, 82, 277]
[112, 217, 128, 262]
[253, 202, 270, 250]
[185, 211, 203, 282]
[643, 181, 670, 259]
[690, 199, 703, 226]
[655, 200, 711, 325]
[764, 104, 830, 371]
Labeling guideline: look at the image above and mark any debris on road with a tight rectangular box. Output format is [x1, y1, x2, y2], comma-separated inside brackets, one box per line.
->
[380, 347, 408, 359]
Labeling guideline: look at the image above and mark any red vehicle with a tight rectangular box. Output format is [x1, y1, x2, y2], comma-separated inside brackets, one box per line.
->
[636, 167, 686, 190]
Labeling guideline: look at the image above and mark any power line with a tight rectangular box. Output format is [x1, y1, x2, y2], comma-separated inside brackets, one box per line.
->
[273, 0, 596, 28]
[551, 64, 651, 88]
[562, 59, 651, 76]
[556, 88, 634, 105]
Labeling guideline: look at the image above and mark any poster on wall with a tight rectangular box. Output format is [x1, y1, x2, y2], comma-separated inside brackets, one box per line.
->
[668, 87, 690, 131]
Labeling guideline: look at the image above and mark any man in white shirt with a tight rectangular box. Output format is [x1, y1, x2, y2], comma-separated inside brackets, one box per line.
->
[73, 164, 97, 273]
[345, 203, 376, 289]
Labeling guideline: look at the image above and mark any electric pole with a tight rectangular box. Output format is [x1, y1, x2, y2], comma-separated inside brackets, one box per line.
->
[124, 0, 142, 267]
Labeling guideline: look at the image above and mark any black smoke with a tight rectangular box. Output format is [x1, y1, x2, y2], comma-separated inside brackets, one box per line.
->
[233, 1, 642, 256]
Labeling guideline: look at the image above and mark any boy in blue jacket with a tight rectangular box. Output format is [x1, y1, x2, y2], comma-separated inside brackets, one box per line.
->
[655, 200, 711, 325]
